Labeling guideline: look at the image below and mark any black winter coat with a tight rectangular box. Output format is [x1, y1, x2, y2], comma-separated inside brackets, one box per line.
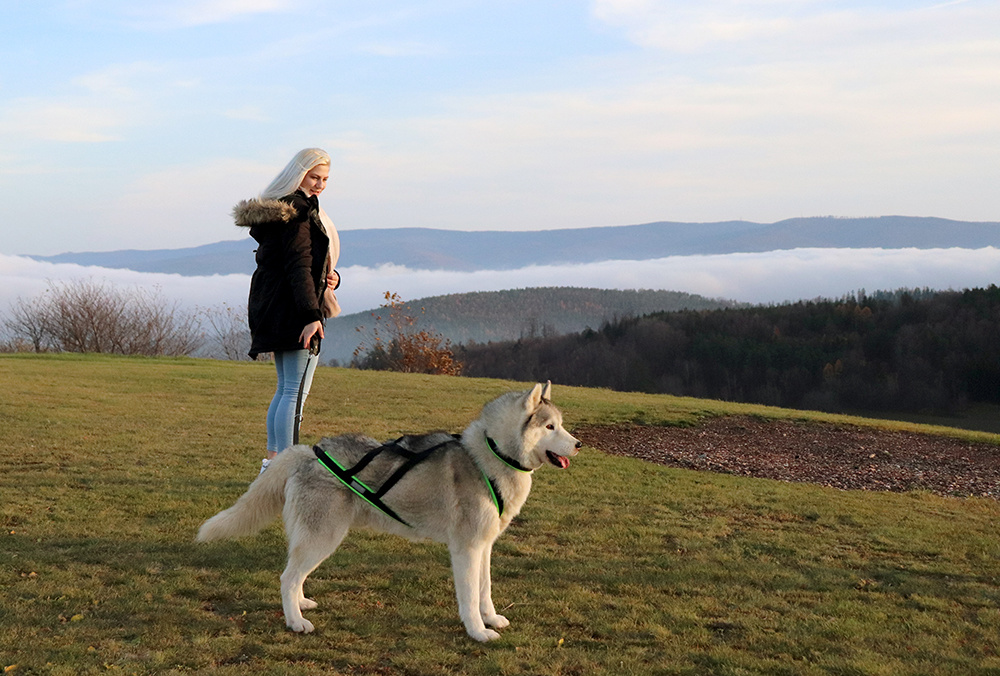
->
[233, 191, 331, 359]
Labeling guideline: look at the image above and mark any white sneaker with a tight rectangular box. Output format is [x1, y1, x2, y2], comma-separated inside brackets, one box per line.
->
[259, 458, 270, 475]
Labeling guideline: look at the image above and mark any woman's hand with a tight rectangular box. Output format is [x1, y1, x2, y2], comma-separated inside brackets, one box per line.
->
[300, 320, 324, 348]
[327, 269, 340, 290]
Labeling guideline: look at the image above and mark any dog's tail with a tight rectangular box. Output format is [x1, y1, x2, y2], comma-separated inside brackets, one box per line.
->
[196, 448, 296, 542]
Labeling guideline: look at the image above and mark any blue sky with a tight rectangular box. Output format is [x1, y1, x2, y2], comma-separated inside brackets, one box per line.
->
[2, 0, 999, 256]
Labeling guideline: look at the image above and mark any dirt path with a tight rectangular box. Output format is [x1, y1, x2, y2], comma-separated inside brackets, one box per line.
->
[575, 416, 1000, 499]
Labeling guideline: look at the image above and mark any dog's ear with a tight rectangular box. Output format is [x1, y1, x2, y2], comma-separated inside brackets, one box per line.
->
[526, 382, 544, 410]
[541, 380, 551, 401]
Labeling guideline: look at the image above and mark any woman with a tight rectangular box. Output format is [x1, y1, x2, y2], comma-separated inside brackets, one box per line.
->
[233, 148, 342, 473]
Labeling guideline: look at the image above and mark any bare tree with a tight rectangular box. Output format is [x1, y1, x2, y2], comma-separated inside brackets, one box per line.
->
[202, 303, 252, 361]
[2, 279, 203, 356]
[3, 296, 54, 352]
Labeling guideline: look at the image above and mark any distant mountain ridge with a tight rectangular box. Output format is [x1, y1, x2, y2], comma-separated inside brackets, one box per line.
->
[28, 216, 1000, 276]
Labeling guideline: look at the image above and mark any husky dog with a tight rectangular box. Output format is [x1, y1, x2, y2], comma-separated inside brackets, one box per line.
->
[197, 382, 581, 642]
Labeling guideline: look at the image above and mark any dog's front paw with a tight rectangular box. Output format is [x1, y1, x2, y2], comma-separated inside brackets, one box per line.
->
[299, 598, 318, 610]
[484, 614, 509, 629]
[469, 627, 502, 642]
[287, 617, 315, 633]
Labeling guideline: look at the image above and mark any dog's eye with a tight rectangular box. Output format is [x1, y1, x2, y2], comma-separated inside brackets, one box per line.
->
[546, 424, 555, 430]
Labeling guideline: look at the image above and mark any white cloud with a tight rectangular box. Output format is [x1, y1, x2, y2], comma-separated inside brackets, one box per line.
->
[590, 0, 999, 53]
[344, 247, 1000, 308]
[119, 0, 300, 28]
[72, 62, 165, 98]
[0, 99, 127, 143]
[0, 256, 250, 321]
[5, 248, 998, 333]
[0, 62, 168, 144]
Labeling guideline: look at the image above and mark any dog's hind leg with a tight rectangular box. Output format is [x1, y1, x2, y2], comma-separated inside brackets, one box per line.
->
[280, 516, 350, 633]
[479, 544, 509, 630]
[450, 542, 501, 642]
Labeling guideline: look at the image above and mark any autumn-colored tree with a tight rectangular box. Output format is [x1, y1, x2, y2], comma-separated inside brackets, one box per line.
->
[353, 292, 462, 375]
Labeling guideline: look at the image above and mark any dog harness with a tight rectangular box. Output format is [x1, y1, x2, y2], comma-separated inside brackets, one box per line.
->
[313, 432, 528, 528]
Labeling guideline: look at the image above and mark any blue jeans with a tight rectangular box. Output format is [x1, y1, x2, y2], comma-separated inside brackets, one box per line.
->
[266, 349, 319, 454]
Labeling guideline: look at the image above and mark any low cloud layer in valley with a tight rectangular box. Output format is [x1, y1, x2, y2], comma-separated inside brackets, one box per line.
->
[3, 247, 1000, 332]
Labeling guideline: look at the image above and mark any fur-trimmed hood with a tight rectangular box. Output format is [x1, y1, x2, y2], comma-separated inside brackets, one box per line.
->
[232, 197, 298, 229]
[233, 192, 340, 274]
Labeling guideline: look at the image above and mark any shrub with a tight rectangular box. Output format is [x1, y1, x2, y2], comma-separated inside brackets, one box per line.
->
[353, 292, 462, 375]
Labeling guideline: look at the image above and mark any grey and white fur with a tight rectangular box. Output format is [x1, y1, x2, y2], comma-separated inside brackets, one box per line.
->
[196, 382, 581, 641]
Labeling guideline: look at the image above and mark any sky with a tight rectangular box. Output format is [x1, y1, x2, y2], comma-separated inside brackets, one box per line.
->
[2, 0, 999, 259]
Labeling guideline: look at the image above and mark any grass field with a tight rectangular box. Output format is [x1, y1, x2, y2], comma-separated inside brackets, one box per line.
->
[2, 353, 1000, 675]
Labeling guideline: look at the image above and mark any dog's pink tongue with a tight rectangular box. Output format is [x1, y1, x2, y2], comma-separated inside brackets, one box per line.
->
[546, 451, 571, 469]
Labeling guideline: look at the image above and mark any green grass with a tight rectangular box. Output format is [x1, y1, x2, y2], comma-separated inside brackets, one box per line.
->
[2, 353, 1000, 675]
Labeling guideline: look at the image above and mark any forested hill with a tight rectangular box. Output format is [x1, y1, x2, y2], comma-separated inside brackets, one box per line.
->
[322, 287, 738, 364]
[457, 286, 1000, 417]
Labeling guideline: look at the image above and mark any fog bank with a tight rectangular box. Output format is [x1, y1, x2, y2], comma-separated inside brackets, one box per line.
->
[3, 247, 999, 323]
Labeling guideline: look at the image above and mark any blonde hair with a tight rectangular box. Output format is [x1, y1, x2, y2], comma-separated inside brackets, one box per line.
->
[260, 148, 331, 200]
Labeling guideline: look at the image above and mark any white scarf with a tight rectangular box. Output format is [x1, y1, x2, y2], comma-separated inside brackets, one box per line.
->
[317, 205, 340, 269]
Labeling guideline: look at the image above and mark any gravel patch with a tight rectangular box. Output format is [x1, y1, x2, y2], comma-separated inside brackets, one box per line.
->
[575, 416, 1000, 499]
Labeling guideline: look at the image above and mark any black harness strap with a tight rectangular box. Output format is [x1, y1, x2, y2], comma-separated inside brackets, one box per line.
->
[313, 435, 459, 528]
[313, 446, 410, 526]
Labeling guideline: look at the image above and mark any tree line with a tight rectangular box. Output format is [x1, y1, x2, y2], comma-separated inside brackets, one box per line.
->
[1, 279, 248, 360]
[0, 280, 459, 371]
[10, 279, 1000, 417]
[456, 287, 1000, 415]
